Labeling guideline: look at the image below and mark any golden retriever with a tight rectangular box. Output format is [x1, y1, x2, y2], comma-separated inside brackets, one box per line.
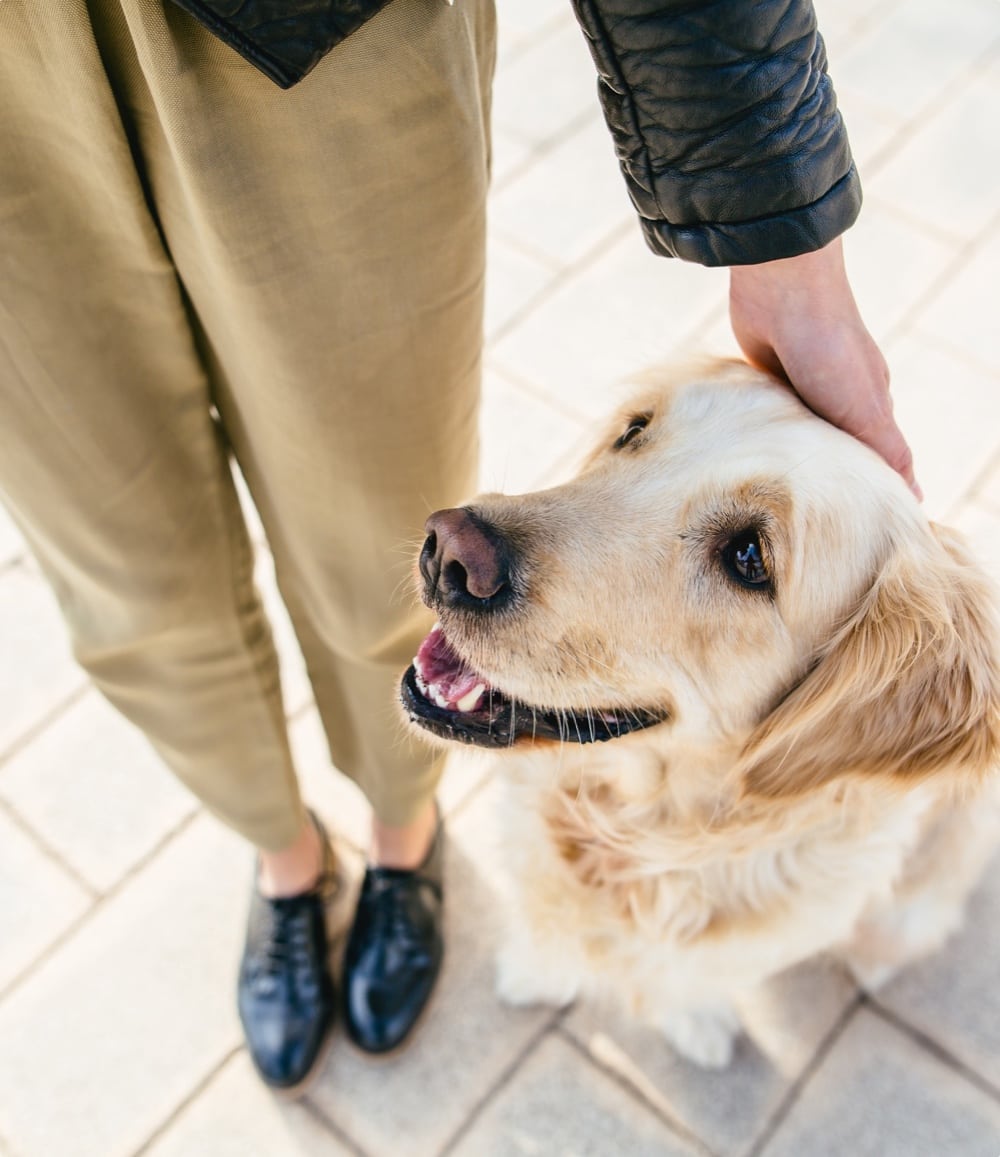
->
[401, 360, 1000, 1068]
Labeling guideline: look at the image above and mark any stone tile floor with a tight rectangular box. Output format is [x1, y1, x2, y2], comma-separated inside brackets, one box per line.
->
[2, 0, 1000, 1153]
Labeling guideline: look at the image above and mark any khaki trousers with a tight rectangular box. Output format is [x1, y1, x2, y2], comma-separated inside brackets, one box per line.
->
[0, 0, 495, 850]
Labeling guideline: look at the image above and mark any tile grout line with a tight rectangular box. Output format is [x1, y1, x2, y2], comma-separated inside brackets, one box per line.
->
[0, 807, 202, 1007]
[300, 1096, 374, 1157]
[486, 216, 636, 349]
[945, 441, 1000, 525]
[0, 681, 91, 772]
[494, 9, 577, 72]
[0, 553, 27, 578]
[852, 32, 1000, 184]
[866, 1000, 1000, 1107]
[0, 795, 100, 904]
[491, 105, 601, 195]
[483, 359, 594, 428]
[129, 1042, 245, 1157]
[435, 1012, 562, 1157]
[862, 191, 973, 251]
[741, 992, 864, 1157]
[553, 1021, 717, 1157]
[831, 0, 909, 48]
[883, 205, 1000, 354]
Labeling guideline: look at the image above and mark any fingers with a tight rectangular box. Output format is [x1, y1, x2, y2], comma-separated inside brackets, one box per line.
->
[848, 396, 922, 502]
[729, 244, 923, 501]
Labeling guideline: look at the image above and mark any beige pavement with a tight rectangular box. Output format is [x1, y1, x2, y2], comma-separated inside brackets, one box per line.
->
[3, 0, 1000, 1153]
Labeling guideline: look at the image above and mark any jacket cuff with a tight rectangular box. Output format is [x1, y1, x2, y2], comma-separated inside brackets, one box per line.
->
[640, 166, 863, 267]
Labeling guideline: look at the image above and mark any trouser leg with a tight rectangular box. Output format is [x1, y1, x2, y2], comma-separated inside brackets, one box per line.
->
[0, 1, 304, 851]
[103, 0, 496, 824]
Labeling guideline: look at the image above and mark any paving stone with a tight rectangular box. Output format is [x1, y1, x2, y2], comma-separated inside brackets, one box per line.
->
[451, 1033, 699, 1157]
[814, 0, 899, 53]
[0, 567, 87, 759]
[492, 18, 599, 147]
[833, 0, 999, 122]
[495, 0, 567, 58]
[490, 229, 727, 420]
[0, 691, 196, 894]
[145, 1052, 354, 1157]
[833, 83, 909, 172]
[841, 199, 956, 339]
[678, 306, 743, 362]
[306, 778, 554, 1157]
[760, 1008, 1000, 1157]
[978, 460, 1000, 514]
[489, 117, 633, 267]
[0, 503, 25, 569]
[0, 815, 249, 1157]
[910, 229, 1000, 377]
[0, 808, 91, 994]
[479, 368, 589, 494]
[952, 501, 1000, 577]
[872, 853, 1000, 1093]
[869, 55, 1000, 242]
[885, 333, 1000, 520]
[490, 127, 534, 188]
[484, 236, 556, 341]
[566, 957, 857, 1157]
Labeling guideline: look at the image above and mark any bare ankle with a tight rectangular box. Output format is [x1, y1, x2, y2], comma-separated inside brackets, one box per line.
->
[370, 800, 438, 869]
[258, 814, 323, 898]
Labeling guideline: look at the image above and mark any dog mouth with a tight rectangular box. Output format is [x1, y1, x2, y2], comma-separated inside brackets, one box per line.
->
[400, 624, 666, 748]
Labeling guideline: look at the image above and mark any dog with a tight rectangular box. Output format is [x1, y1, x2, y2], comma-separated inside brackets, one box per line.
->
[400, 360, 1000, 1069]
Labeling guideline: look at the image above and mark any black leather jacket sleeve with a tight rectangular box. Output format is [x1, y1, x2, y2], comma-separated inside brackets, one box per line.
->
[574, 0, 861, 265]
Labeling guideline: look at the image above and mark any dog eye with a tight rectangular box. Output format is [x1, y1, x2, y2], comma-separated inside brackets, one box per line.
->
[614, 414, 651, 449]
[722, 530, 770, 588]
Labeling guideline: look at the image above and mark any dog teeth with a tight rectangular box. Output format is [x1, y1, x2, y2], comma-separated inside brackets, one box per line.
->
[415, 672, 429, 696]
[455, 683, 486, 713]
[431, 686, 450, 709]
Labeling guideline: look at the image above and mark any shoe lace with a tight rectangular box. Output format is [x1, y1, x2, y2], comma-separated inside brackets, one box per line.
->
[364, 871, 439, 960]
[257, 900, 317, 983]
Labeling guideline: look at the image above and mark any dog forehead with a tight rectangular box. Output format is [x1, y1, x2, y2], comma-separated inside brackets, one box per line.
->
[643, 372, 895, 496]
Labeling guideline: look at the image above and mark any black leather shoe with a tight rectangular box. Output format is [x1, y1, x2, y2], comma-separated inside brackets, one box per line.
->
[238, 814, 339, 1093]
[342, 816, 444, 1054]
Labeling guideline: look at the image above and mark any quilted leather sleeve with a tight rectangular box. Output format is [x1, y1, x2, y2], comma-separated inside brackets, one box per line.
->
[167, 0, 394, 88]
[571, 0, 862, 265]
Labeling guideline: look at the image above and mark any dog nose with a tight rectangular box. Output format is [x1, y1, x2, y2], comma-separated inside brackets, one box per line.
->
[420, 508, 510, 606]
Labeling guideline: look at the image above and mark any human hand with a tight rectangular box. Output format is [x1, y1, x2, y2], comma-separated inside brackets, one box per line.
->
[729, 237, 921, 499]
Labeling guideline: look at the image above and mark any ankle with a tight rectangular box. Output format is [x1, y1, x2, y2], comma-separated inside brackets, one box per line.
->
[370, 800, 438, 870]
[258, 814, 323, 898]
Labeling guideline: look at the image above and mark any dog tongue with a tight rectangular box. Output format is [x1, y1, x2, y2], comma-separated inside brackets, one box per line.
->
[414, 625, 489, 711]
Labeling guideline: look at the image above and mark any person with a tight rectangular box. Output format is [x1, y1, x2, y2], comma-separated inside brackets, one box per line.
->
[0, 0, 918, 1095]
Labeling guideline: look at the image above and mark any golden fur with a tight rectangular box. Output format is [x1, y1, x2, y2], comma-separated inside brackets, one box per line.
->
[424, 361, 1000, 1068]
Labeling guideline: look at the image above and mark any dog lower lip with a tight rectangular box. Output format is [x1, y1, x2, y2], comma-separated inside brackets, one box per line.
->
[400, 663, 667, 748]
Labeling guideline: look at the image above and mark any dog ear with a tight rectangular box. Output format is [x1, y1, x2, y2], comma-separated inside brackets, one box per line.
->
[740, 524, 1000, 798]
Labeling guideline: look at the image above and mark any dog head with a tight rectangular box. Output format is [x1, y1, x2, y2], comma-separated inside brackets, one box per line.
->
[402, 361, 999, 795]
